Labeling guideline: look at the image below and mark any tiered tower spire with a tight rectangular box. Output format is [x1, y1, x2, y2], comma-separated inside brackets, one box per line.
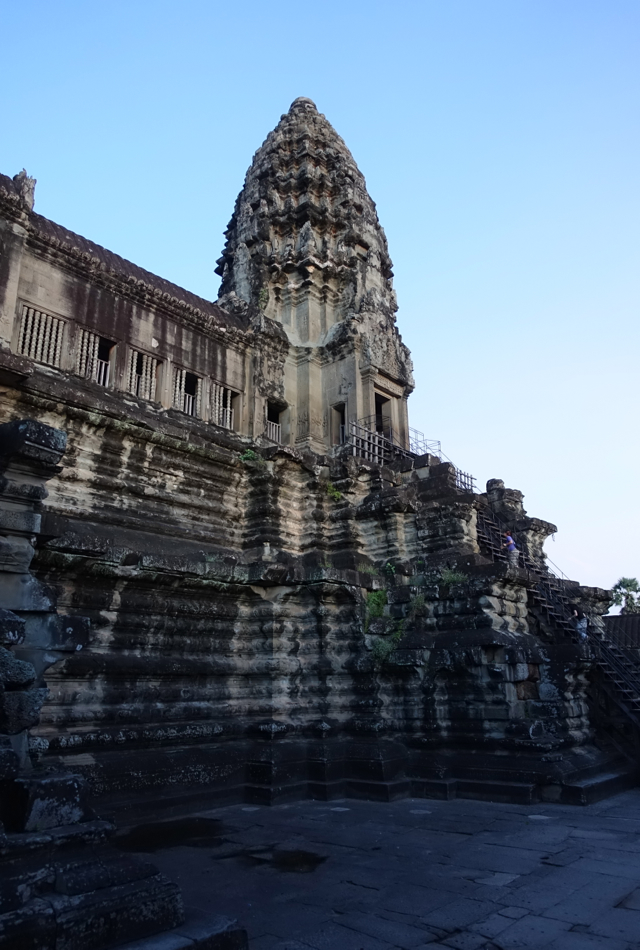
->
[217, 98, 413, 452]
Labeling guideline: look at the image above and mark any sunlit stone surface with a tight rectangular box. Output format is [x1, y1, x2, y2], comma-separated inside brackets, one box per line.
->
[0, 100, 627, 949]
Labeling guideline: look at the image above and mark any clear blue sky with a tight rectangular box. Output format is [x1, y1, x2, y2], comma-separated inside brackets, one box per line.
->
[2, 0, 638, 599]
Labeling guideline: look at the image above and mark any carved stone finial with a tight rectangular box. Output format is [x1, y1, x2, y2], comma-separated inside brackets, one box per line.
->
[216, 98, 398, 331]
[12, 169, 36, 211]
[289, 97, 318, 112]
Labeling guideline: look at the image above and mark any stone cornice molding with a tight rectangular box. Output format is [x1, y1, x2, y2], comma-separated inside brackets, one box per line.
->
[292, 347, 323, 367]
[0, 194, 29, 229]
[23, 227, 250, 352]
[371, 374, 405, 399]
[16, 384, 245, 468]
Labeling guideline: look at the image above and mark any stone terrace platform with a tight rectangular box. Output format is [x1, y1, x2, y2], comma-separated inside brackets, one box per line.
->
[114, 790, 640, 950]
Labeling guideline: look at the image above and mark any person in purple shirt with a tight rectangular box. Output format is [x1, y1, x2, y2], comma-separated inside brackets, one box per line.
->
[501, 532, 519, 567]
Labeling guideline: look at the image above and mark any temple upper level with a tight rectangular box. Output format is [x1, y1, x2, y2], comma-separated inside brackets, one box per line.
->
[216, 97, 399, 346]
[216, 98, 414, 453]
[0, 100, 415, 456]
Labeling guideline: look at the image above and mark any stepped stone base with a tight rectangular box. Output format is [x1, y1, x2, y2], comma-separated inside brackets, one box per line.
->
[116, 910, 248, 950]
[90, 738, 637, 828]
[0, 768, 185, 950]
[0, 816, 185, 950]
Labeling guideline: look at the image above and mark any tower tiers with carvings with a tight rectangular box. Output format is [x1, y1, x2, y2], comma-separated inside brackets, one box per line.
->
[216, 97, 414, 454]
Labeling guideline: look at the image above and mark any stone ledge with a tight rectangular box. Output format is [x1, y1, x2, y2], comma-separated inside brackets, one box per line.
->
[115, 909, 248, 950]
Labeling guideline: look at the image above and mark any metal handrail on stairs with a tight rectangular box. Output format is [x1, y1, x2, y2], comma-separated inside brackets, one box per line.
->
[475, 505, 640, 730]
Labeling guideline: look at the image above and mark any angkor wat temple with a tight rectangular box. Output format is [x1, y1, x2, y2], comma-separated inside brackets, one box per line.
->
[0, 98, 637, 948]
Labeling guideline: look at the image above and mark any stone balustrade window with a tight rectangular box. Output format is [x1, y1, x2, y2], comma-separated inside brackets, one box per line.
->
[266, 402, 282, 443]
[211, 382, 237, 430]
[127, 349, 160, 402]
[75, 330, 115, 386]
[17, 305, 65, 368]
[173, 367, 201, 417]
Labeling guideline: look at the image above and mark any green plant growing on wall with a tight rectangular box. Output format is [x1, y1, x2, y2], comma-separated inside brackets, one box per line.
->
[357, 563, 377, 576]
[408, 593, 425, 619]
[364, 589, 386, 632]
[371, 620, 405, 667]
[258, 288, 269, 310]
[366, 590, 386, 618]
[439, 568, 468, 586]
[371, 638, 394, 664]
[326, 482, 342, 501]
[384, 561, 397, 575]
[239, 449, 258, 462]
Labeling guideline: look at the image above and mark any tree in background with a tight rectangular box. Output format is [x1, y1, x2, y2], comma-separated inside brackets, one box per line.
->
[612, 577, 640, 614]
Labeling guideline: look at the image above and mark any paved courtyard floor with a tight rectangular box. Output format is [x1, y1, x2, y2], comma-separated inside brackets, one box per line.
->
[119, 789, 640, 950]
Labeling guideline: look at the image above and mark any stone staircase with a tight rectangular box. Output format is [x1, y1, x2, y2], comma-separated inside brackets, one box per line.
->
[476, 504, 640, 778]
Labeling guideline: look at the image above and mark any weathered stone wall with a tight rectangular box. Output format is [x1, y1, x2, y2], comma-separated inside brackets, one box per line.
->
[0, 419, 197, 950]
[0, 385, 610, 810]
[0, 102, 619, 820]
[0, 169, 290, 449]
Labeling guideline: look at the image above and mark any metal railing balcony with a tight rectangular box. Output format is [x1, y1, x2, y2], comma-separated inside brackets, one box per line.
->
[342, 416, 476, 490]
[348, 421, 403, 465]
[353, 417, 441, 458]
[455, 469, 476, 492]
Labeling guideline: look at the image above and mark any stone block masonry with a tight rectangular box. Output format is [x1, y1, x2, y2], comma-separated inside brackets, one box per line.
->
[0, 97, 632, 949]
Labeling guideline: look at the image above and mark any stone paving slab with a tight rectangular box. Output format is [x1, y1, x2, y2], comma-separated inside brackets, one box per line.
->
[126, 790, 640, 950]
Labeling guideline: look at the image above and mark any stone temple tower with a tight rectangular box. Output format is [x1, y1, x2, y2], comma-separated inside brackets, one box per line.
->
[216, 97, 414, 454]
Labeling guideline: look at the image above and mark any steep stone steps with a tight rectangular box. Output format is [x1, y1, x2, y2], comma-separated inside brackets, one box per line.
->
[411, 777, 539, 804]
[554, 767, 639, 805]
[476, 506, 640, 741]
[0, 871, 183, 950]
[116, 910, 248, 950]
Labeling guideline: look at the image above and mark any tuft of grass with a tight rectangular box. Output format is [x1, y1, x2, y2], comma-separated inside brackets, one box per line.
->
[408, 593, 425, 618]
[371, 620, 405, 667]
[357, 563, 377, 576]
[439, 568, 468, 586]
[239, 448, 266, 468]
[366, 590, 387, 619]
[371, 638, 395, 664]
[364, 589, 387, 633]
[326, 482, 342, 501]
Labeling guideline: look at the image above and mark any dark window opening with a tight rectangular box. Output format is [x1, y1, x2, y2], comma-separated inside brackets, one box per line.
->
[174, 368, 201, 417]
[91, 336, 114, 386]
[332, 404, 346, 444]
[267, 403, 280, 424]
[266, 402, 282, 443]
[211, 383, 238, 430]
[374, 393, 391, 437]
[130, 350, 160, 401]
[184, 372, 198, 397]
[97, 337, 115, 363]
